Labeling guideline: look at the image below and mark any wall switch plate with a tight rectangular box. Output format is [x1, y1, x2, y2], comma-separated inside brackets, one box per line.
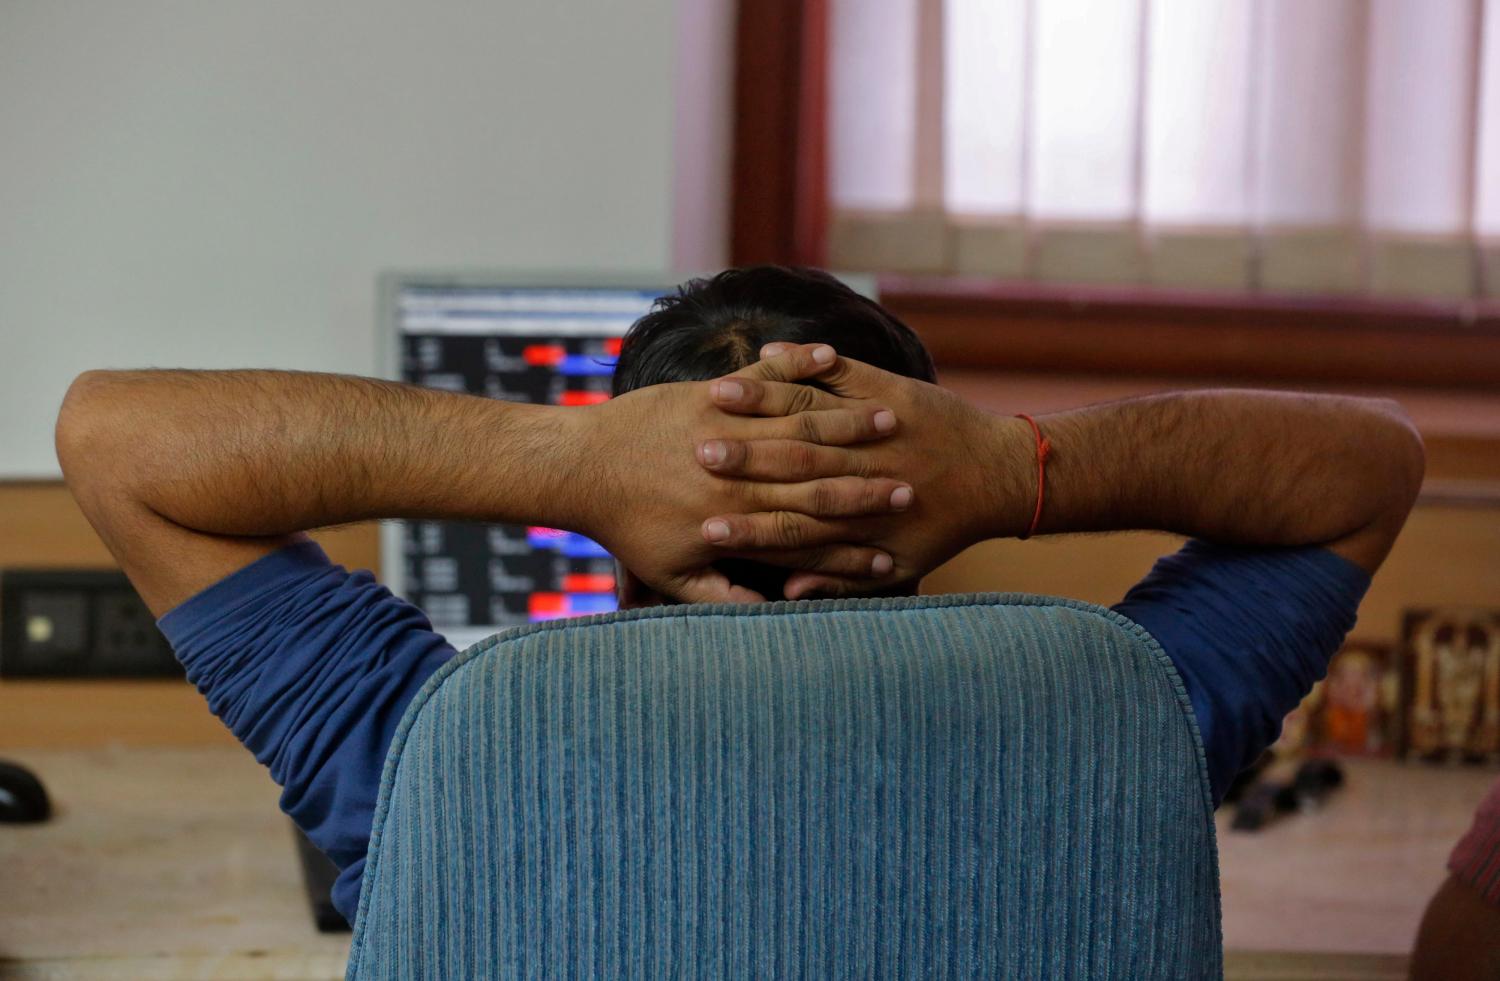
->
[0, 570, 182, 678]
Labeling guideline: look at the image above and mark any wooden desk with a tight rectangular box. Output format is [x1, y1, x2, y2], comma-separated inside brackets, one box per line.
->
[0, 749, 1492, 979]
[0, 746, 349, 979]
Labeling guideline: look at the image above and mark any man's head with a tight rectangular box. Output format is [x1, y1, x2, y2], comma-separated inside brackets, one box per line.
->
[612, 266, 936, 394]
[611, 265, 936, 605]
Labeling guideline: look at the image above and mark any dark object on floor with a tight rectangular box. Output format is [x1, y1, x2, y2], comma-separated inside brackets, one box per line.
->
[292, 822, 351, 933]
[1230, 780, 1293, 831]
[1223, 750, 1275, 805]
[1292, 758, 1345, 804]
[0, 569, 181, 678]
[1231, 759, 1346, 832]
[0, 759, 52, 823]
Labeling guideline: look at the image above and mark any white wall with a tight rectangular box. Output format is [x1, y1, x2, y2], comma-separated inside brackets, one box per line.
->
[0, 0, 732, 478]
[672, 0, 736, 273]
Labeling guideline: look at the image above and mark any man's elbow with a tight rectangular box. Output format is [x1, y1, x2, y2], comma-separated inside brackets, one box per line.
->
[1327, 398, 1424, 572]
[1375, 398, 1426, 513]
[55, 370, 130, 491]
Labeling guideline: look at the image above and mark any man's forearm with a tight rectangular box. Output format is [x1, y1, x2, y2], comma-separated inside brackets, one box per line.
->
[696, 357, 1427, 591]
[59, 347, 913, 612]
[56, 369, 587, 536]
[1005, 389, 1424, 565]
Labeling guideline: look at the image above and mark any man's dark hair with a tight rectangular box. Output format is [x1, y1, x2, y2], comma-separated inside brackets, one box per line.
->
[609, 266, 935, 600]
[611, 266, 936, 396]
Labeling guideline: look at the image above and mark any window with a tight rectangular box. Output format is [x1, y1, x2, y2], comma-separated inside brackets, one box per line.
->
[827, 0, 1500, 298]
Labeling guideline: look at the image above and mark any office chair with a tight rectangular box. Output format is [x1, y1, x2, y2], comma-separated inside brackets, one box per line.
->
[345, 594, 1222, 979]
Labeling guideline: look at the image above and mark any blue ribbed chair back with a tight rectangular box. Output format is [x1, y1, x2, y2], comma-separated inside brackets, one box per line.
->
[346, 594, 1222, 979]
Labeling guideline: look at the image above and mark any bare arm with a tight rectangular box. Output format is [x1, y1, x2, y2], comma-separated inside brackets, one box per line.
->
[57, 369, 588, 613]
[55, 350, 909, 614]
[1010, 388, 1424, 574]
[697, 353, 1424, 595]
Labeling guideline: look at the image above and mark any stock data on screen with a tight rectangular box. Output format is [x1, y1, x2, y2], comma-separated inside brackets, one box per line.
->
[395, 284, 663, 644]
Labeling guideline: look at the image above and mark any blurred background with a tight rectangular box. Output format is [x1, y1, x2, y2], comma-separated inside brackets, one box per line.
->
[1, 1, 1497, 977]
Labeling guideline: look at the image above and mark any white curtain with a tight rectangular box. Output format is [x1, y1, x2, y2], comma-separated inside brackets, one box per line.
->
[829, 0, 1500, 297]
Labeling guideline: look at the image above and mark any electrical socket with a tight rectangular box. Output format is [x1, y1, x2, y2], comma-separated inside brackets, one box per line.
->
[1, 569, 182, 678]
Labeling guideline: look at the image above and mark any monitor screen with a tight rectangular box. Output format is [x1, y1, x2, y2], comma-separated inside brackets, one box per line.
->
[386, 281, 669, 650]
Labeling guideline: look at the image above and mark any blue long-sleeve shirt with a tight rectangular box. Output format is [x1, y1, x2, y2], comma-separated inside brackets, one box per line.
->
[158, 538, 1369, 922]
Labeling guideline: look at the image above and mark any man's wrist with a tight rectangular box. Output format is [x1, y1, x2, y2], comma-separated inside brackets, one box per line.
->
[457, 397, 587, 533]
[537, 401, 611, 539]
[973, 412, 1036, 542]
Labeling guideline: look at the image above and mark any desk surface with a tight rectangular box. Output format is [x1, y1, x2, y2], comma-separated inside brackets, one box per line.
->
[1216, 757, 1495, 954]
[0, 746, 349, 980]
[0, 747, 1493, 979]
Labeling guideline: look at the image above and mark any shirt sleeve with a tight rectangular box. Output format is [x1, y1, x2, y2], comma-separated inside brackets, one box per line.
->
[157, 539, 457, 921]
[1112, 539, 1371, 806]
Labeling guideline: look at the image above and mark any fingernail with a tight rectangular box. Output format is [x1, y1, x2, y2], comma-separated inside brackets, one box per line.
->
[812, 345, 836, 365]
[871, 552, 893, 575]
[713, 379, 743, 401]
[873, 409, 896, 432]
[703, 519, 730, 542]
[699, 440, 726, 466]
[762, 342, 791, 357]
[890, 486, 913, 509]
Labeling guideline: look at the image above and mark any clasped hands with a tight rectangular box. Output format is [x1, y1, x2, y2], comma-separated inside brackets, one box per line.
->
[578, 343, 1019, 604]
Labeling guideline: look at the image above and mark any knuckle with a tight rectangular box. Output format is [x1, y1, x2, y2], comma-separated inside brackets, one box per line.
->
[738, 378, 766, 406]
[773, 510, 805, 548]
[732, 440, 757, 474]
[810, 480, 837, 515]
[785, 384, 817, 416]
[819, 547, 857, 574]
[724, 473, 754, 502]
[722, 439, 749, 472]
[849, 550, 881, 576]
[835, 477, 869, 514]
[714, 441, 744, 477]
[788, 441, 820, 477]
[802, 545, 833, 571]
[802, 576, 845, 599]
[735, 517, 765, 546]
[757, 358, 792, 383]
[796, 412, 822, 444]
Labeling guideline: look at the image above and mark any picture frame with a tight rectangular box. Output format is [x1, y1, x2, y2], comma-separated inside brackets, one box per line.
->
[1273, 640, 1398, 758]
[1311, 640, 1398, 757]
[1398, 608, 1500, 764]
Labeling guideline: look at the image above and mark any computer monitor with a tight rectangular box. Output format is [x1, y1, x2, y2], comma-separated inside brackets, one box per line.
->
[379, 271, 876, 651]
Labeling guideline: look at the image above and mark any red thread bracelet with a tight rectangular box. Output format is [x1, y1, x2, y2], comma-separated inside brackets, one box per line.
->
[1015, 413, 1051, 540]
